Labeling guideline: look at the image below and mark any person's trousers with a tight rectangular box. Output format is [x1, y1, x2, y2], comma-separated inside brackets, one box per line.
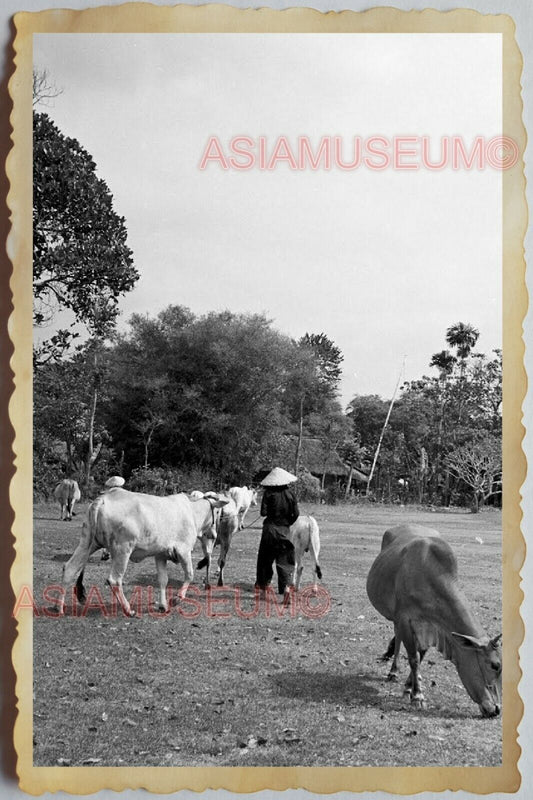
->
[256, 522, 296, 593]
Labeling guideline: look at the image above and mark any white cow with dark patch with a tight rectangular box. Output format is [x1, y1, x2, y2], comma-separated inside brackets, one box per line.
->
[60, 488, 228, 616]
[290, 515, 322, 591]
[366, 524, 502, 717]
[53, 479, 81, 521]
[228, 486, 258, 529]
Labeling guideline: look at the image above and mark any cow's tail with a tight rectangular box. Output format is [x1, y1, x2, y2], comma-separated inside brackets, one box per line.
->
[64, 499, 101, 603]
[308, 516, 322, 580]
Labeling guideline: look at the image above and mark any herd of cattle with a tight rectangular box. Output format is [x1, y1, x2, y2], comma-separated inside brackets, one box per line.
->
[51, 478, 502, 719]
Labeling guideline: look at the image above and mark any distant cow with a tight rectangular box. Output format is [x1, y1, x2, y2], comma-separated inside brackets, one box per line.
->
[60, 488, 228, 616]
[53, 479, 81, 521]
[197, 492, 240, 586]
[229, 486, 258, 529]
[290, 515, 322, 591]
[366, 524, 502, 718]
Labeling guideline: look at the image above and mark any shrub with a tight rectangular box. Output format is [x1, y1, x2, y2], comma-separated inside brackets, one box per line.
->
[294, 471, 322, 503]
[128, 466, 182, 495]
[126, 465, 219, 496]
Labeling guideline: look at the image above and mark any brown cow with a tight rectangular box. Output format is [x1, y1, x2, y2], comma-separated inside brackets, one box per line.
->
[366, 524, 502, 718]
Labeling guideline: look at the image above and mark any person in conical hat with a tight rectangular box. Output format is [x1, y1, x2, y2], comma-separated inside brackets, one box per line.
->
[256, 467, 299, 597]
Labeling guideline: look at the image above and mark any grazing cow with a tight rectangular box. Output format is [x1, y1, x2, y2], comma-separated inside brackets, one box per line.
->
[53, 479, 81, 521]
[366, 524, 502, 718]
[229, 486, 258, 529]
[59, 488, 228, 616]
[197, 493, 240, 586]
[290, 515, 322, 591]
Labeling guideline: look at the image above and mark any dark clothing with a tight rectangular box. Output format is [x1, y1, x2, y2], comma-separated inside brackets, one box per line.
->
[256, 487, 300, 593]
[260, 486, 299, 527]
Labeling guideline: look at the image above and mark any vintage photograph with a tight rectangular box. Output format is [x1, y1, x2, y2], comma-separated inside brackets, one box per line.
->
[9, 7, 524, 792]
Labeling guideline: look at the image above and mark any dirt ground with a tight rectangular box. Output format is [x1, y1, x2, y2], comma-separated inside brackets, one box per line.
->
[31, 502, 502, 767]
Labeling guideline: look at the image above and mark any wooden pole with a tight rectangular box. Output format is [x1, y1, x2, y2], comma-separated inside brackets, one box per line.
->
[366, 359, 405, 496]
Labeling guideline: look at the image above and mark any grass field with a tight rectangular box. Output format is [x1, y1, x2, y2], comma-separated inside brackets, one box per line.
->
[32, 502, 502, 767]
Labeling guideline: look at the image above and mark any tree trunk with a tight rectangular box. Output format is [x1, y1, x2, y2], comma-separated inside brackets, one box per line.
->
[65, 437, 74, 474]
[345, 464, 354, 499]
[294, 396, 304, 474]
[83, 364, 102, 490]
[143, 440, 149, 469]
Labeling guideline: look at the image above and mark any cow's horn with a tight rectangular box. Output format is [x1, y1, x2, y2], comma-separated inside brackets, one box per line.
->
[490, 633, 502, 648]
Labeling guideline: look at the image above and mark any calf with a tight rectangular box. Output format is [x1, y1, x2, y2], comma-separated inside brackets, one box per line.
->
[53, 479, 81, 521]
[290, 515, 322, 591]
[228, 486, 258, 529]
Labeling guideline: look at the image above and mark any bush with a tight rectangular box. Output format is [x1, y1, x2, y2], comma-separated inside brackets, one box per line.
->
[294, 471, 322, 503]
[33, 456, 65, 501]
[126, 465, 219, 496]
[324, 483, 344, 505]
[127, 466, 182, 495]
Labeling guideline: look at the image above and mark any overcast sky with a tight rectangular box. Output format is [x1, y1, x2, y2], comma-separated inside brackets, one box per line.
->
[34, 33, 502, 404]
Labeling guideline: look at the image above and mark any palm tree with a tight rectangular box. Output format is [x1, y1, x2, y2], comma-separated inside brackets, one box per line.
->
[446, 322, 480, 361]
[430, 349, 457, 378]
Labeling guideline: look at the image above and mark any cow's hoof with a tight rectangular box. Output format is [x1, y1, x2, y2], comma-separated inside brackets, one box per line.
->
[127, 609, 136, 618]
[387, 673, 398, 682]
[157, 606, 168, 614]
[411, 696, 426, 710]
[217, 577, 223, 587]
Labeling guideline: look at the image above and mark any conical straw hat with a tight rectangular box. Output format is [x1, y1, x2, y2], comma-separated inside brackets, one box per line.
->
[105, 476, 125, 488]
[260, 467, 297, 486]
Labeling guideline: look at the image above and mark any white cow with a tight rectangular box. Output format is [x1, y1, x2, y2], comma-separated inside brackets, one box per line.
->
[228, 486, 258, 529]
[60, 488, 228, 616]
[290, 515, 322, 592]
[210, 494, 239, 586]
[53, 479, 81, 521]
[189, 490, 205, 500]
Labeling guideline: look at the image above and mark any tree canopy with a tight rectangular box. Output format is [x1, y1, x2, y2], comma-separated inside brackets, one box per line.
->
[33, 111, 138, 363]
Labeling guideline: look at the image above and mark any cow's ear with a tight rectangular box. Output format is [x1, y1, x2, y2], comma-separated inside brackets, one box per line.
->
[213, 498, 229, 508]
[451, 632, 483, 650]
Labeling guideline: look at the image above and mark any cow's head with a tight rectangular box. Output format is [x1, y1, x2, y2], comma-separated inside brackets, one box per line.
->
[451, 632, 502, 718]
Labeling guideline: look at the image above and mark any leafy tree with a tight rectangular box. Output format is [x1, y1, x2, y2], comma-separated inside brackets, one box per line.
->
[307, 400, 350, 488]
[104, 307, 300, 482]
[290, 333, 344, 473]
[33, 112, 138, 363]
[34, 343, 111, 488]
[299, 332, 343, 395]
